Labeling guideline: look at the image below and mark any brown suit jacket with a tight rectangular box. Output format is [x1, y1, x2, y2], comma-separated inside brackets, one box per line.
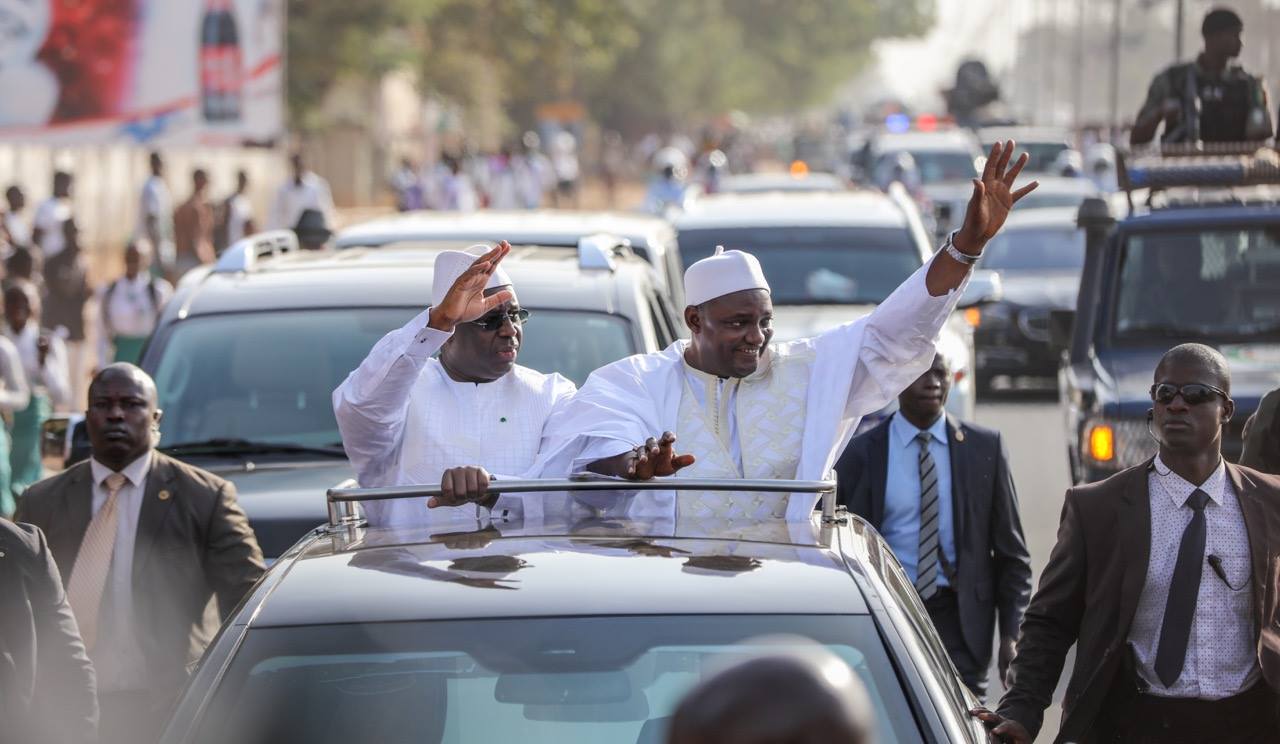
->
[996, 460, 1280, 743]
[14, 451, 265, 694]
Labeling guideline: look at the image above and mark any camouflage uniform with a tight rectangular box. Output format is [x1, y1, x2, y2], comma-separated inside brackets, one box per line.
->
[1136, 60, 1273, 143]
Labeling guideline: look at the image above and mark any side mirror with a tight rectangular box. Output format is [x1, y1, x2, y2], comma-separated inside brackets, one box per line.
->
[958, 269, 1002, 309]
[41, 414, 75, 473]
[1048, 309, 1075, 351]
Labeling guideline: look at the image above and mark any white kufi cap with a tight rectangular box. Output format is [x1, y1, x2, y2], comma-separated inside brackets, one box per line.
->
[431, 244, 513, 306]
[683, 246, 770, 306]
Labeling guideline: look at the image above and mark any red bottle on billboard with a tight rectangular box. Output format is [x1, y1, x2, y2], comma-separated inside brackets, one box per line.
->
[200, 0, 242, 122]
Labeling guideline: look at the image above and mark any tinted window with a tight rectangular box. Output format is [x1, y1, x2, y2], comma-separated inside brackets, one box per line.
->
[149, 308, 633, 447]
[880, 150, 979, 184]
[982, 226, 1085, 271]
[194, 615, 922, 744]
[1113, 227, 1280, 342]
[678, 227, 921, 305]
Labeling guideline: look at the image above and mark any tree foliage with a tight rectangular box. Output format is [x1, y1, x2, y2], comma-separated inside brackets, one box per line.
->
[287, 0, 933, 135]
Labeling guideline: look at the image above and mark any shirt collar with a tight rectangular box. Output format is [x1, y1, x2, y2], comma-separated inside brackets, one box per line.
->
[1152, 454, 1226, 507]
[90, 450, 153, 489]
[890, 411, 947, 449]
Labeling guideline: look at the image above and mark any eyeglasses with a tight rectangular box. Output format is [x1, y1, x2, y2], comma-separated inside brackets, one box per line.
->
[1150, 382, 1228, 406]
[465, 308, 529, 331]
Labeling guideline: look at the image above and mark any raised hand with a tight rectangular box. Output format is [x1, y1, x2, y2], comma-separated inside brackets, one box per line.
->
[969, 708, 1032, 744]
[954, 141, 1039, 255]
[428, 241, 515, 331]
[625, 431, 696, 480]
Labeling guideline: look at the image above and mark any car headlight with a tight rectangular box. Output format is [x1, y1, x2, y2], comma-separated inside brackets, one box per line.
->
[969, 302, 1014, 330]
[1082, 416, 1156, 470]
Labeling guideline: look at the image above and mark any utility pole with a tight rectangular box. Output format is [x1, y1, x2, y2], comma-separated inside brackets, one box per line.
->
[1074, 0, 1087, 130]
[1174, 0, 1185, 61]
[1109, 0, 1123, 138]
[1047, 0, 1060, 126]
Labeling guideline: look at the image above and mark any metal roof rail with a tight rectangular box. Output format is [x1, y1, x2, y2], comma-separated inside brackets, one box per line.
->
[326, 475, 840, 528]
[1117, 145, 1280, 215]
[213, 230, 299, 273]
[577, 233, 631, 271]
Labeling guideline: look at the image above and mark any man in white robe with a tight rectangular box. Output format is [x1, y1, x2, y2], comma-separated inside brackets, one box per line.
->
[530, 141, 1038, 520]
[333, 242, 576, 526]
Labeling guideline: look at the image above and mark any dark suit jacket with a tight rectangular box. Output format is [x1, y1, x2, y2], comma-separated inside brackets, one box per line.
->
[835, 414, 1033, 666]
[15, 451, 265, 695]
[0, 519, 97, 744]
[996, 460, 1280, 743]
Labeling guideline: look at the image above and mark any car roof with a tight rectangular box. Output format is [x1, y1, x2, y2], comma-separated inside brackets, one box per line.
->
[871, 130, 981, 153]
[977, 126, 1071, 144]
[1002, 206, 1081, 230]
[675, 191, 909, 230]
[1118, 202, 1280, 229]
[171, 243, 652, 317]
[334, 209, 673, 249]
[247, 521, 870, 627]
[1025, 176, 1097, 194]
[717, 172, 847, 194]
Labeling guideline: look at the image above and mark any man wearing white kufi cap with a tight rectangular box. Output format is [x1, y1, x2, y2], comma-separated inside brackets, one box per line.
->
[532, 141, 1038, 520]
[333, 242, 576, 526]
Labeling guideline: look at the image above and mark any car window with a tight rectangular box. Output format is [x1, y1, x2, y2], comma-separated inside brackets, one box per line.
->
[879, 150, 979, 184]
[982, 226, 1085, 271]
[1112, 227, 1280, 343]
[678, 227, 921, 305]
[1014, 142, 1069, 172]
[192, 615, 922, 744]
[1013, 189, 1093, 210]
[148, 308, 634, 448]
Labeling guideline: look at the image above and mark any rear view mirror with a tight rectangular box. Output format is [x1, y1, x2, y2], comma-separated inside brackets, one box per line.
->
[958, 269, 1002, 309]
[495, 670, 632, 705]
[40, 414, 73, 473]
[1048, 309, 1075, 351]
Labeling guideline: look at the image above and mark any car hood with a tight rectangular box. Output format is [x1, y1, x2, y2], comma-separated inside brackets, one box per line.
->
[186, 456, 355, 558]
[996, 270, 1079, 309]
[771, 305, 971, 371]
[1104, 344, 1280, 407]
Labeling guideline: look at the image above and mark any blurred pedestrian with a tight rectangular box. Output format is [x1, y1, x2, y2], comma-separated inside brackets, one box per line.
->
[1240, 386, 1279, 475]
[216, 169, 256, 251]
[269, 151, 336, 232]
[1131, 8, 1273, 145]
[973, 344, 1280, 743]
[666, 641, 874, 744]
[549, 130, 580, 207]
[391, 157, 424, 212]
[293, 208, 332, 251]
[138, 152, 174, 275]
[437, 154, 478, 211]
[486, 147, 520, 209]
[600, 130, 625, 208]
[0, 518, 98, 744]
[172, 168, 215, 281]
[42, 217, 93, 409]
[5, 184, 31, 248]
[0, 329, 27, 516]
[518, 131, 553, 209]
[3, 247, 40, 293]
[15, 364, 265, 744]
[837, 352, 1032, 700]
[3, 281, 69, 500]
[95, 240, 173, 366]
[31, 170, 72, 260]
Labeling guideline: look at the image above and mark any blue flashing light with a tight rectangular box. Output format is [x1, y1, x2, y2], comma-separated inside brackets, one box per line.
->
[885, 113, 911, 134]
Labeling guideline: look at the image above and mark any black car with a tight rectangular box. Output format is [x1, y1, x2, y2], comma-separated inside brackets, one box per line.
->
[1058, 178, 1280, 484]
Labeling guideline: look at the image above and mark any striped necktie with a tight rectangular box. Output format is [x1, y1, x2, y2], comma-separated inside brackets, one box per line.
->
[915, 431, 941, 600]
[66, 472, 129, 650]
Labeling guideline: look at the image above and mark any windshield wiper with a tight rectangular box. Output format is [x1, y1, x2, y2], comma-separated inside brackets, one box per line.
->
[160, 438, 348, 458]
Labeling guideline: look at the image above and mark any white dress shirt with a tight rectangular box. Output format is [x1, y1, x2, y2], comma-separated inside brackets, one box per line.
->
[268, 172, 336, 231]
[0, 335, 29, 414]
[33, 197, 71, 258]
[1127, 456, 1259, 699]
[333, 308, 577, 527]
[881, 412, 956, 585]
[225, 193, 253, 244]
[4, 211, 31, 246]
[95, 274, 174, 364]
[4, 321, 70, 408]
[88, 452, 153, 692]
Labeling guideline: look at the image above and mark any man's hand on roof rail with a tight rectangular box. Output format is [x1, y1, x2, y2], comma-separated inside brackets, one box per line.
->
[589, 431, 696, 480]
[432, 466, 498, 509]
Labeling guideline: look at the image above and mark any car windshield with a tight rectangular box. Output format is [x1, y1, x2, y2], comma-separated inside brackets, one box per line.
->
[886, 150, 979, 184]
[986, 141, 1067, 172]
[982, 226, 1085, 271]
[1012, 186, 1094, 210]
[677, 227, 922, 305]
[148, 308, 632, 448]
[193, 615, 922, 744]
[1113, 226, 1280, 342]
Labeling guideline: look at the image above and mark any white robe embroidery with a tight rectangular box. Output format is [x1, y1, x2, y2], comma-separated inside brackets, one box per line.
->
[333, 308, 576, 527]
[533, 256, 967, 520]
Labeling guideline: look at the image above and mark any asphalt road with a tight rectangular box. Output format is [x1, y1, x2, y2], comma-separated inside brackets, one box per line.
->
[974, 396, 1073, 742]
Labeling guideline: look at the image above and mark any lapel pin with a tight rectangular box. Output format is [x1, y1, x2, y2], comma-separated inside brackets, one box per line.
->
[158, 490, 171, 501]
[0, 550, 6, 558]
[955, 430, 965, 443]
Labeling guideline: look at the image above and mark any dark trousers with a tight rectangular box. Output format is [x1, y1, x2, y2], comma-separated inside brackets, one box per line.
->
[925, 586, 988, 700]
[99, 689, 172, 744]
[1097, 679, 1278, 744]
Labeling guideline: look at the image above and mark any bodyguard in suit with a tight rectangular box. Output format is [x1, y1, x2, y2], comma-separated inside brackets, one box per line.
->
[0, 518, 97, 744]
[16, 363, 265, 744]
[836, 352, 1032, 698]
[973, 343, 1280, 743]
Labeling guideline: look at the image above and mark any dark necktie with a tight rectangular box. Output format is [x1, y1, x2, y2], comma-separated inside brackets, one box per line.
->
[1154, 488, 1211, 687]
[915, 431, 941, 600]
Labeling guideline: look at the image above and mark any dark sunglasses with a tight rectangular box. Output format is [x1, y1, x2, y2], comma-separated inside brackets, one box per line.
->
[1150, 382, 1229, 406]
[465, 308, 529, 331]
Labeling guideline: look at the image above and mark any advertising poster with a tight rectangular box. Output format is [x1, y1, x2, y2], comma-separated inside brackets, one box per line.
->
[0, 0, 284, 145]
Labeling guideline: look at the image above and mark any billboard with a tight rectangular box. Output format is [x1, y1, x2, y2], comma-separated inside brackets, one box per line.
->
[0, 0, 284, 145]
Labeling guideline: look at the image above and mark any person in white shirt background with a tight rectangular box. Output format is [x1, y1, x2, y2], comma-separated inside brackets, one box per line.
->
[96, 239, 174, 367]
[31, 170, 72, 261]
[333, 242, 576, 527]
[220, 169, 256, 248]
[0, 331, 29, 516]
[269, 151, 336, 232]
[4, 185, 31, 250]
[139, 152, 174, 276]
[3, 280, 70, 500]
